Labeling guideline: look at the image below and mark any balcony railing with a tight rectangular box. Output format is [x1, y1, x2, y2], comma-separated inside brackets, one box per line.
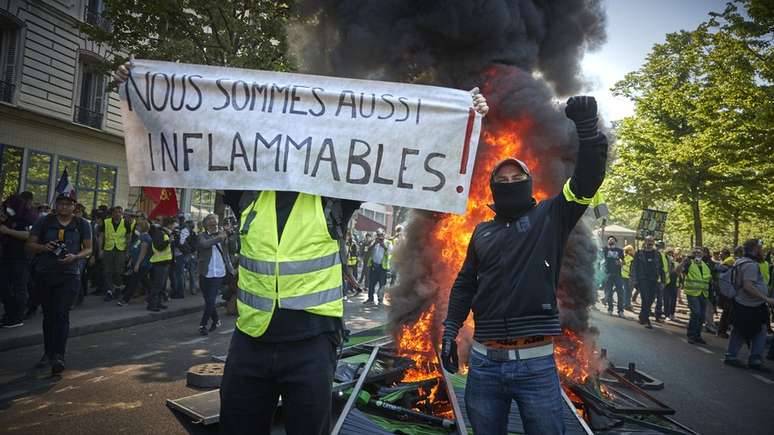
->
[0, 80, 15, 103]
[84, 7, 113, 32]
[74, 106, 104, 129]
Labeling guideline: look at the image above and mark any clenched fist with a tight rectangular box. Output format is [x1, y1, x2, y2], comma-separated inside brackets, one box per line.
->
[564, 95, 598, 124]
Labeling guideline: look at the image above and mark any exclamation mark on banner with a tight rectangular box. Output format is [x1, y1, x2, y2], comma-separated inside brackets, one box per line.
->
[456, 108, 477, 193]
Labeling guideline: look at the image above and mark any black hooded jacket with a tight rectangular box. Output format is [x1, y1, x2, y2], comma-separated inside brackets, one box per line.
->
[443, 126, 607, 342]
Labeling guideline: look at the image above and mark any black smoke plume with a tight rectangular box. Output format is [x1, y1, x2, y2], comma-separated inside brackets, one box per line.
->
[290, 0, 608, 340]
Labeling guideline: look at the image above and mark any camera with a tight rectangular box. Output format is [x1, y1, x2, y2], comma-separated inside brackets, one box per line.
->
[52, 240, 68, 259]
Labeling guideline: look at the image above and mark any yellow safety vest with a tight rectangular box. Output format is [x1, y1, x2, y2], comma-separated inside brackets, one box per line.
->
[760, 261, 770, 289]
[347, 244, 359, 266]
[660, 252, 672, 285]
[368, 242, 392, 270]
[150, 233, 172, 263]
[684, 261, 710, 297]
[104, 218, 127, 251]
[621, 255, 633, 279]
[237, 191, 343, 338]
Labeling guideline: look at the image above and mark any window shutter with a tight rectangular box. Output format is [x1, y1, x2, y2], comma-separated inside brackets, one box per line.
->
[93, 73, 105, 113]
[4, 29, 17, 84]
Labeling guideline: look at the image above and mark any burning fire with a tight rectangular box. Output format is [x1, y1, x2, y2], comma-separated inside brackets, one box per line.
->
[397, 114, 600, 394]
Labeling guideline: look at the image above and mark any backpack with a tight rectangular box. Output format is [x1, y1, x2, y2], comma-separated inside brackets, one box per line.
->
[38, 214, 89, 246]
[717, 258, 751, 299]
[179, 230, 197, 255]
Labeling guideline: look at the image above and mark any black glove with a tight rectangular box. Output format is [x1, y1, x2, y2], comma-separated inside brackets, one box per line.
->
[565, 96, 599, 139]
[440, 337, 459, 374]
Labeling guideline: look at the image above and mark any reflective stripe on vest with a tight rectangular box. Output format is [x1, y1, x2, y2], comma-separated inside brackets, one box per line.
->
[684, 261, 710, 297]
[150, 233, 172, 263]
[562, 179, 604, 212]
[236, 191, 343, 338]
[104, 218, 127, 251]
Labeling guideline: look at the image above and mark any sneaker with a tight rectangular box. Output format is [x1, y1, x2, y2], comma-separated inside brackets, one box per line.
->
[116, 300, 126, 307]
[51, 354, 65, 374]
[199, 325, 208, 336]
[724, 358, 746, 368]
[34, 354, 50, 369]
[103, 291, 113, 302]
[607, 310, 613, 316]
[655, 317, 665, 323]
[748, 363, 771, 373]
[669, 315, 677, 321]
[2, 320, 24, 329]
[617, 312, 625, 318]
[644, 323, 653, 329]
[363, 299, 373, 305]
[209, 320, 222, 332]
[695, 337, 707, 345]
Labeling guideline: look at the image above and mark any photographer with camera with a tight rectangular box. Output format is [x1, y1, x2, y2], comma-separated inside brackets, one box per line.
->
[194, 214, 235, 336]
[1, 191, 36, 328]
[25, 193, 92, 374]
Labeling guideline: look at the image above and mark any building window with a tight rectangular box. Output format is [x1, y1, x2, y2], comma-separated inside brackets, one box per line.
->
[0, 22, 21, 104]
[84, 0, 112, 32]
[0, 144, 23, 199]
[57, 157, 116, 213]
[74, 57, 106, 129]
[25, 151, 52, 203]
[191, 189, 216, 223]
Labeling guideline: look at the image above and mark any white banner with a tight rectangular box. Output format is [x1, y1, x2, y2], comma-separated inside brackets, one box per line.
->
[120, 60, 482, 214]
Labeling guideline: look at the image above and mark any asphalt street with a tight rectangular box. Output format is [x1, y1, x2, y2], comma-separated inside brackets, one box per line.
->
[0, 293, 389, 435]
[592, 306, 774, 435]
[1, 296, 772, 435]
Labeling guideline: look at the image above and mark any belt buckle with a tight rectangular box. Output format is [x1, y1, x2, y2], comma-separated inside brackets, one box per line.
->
[487, 348, 511, 362]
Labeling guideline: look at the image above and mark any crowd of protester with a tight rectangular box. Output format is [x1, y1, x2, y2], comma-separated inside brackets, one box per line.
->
[0, 191, 243, 373]
[344, 225, 404, 306]
[602, 235, 774, 370]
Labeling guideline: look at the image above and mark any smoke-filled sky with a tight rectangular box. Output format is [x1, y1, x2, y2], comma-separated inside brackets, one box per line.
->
[584, 0, 729, 123]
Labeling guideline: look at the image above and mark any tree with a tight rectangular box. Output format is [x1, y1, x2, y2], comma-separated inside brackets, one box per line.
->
[81, 1, 296, 73]
[607, 3, 773, 247]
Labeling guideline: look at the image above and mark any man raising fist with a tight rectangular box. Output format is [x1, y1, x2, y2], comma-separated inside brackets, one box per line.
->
[441, 96, 607, 435]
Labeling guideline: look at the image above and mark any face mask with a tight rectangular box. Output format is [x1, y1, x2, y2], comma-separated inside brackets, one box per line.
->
[491, 179, 536, 218]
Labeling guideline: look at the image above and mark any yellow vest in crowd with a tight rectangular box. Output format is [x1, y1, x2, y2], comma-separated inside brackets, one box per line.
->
[660, 252, 672, 285]
[150, 233, 172, 263]
[237, 191, 343, 338]
[104, 218, 127, 251]
[621, 255, 633, 279]
[368, 241, 392, 270]
[684, 260, 711, 298]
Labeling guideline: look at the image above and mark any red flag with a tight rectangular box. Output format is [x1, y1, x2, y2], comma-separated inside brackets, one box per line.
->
[144, 187, 179, 219]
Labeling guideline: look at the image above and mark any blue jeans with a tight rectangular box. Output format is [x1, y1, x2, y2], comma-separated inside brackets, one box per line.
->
[686, 295, 707, 339]
[171, 256, 186, 298]
[199, 275, 222, 327]
[726, 324, 767, 364]
[465, 350, 565, 435]
[604, 274, 624, 313]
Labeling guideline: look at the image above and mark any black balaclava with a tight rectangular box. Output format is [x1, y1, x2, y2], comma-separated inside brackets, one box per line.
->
[489, 158, 536, 219]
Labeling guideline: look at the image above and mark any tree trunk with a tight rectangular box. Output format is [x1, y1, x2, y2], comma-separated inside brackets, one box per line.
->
[691, 200, 702, 247]
[733, 214, 740, 248]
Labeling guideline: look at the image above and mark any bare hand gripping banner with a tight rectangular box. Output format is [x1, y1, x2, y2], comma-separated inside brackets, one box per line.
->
[119, 60, 483, 214]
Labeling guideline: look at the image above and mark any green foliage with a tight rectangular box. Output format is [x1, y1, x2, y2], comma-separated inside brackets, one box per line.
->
[603, 0, 773, 248]
[81, 0, 296, 72]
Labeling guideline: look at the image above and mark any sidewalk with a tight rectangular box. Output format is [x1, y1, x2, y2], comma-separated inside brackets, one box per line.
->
[0, 292, 205, 352]
[0, 288, 391, 352]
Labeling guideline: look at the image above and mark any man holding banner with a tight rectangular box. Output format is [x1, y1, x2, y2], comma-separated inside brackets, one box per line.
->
[114, 59, 489, 434]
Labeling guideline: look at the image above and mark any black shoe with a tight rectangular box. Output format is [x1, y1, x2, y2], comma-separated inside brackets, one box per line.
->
[724, 358, 746, 368]
[644, 323, 653, 329]
[51, 354, 65, 374]
[116, 300, 126, 307]
[363, 299, 373, 305]
[2, 319, 24, 329]
[655, 318, 665, 323]
[695, 337, 707, 345]
[34, 354, 50, 369]
[749, 363, 771, 373]
[717, 331, 729, 339]
[199, 326, 208, 336]
[159, 304, 168, 310]
[103, 291, 113, 302]
[209, 320, 222, 332]
[618, 312, 625, 318]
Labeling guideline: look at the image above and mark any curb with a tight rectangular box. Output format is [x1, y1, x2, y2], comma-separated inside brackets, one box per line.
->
[0, 304, 205, 352]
